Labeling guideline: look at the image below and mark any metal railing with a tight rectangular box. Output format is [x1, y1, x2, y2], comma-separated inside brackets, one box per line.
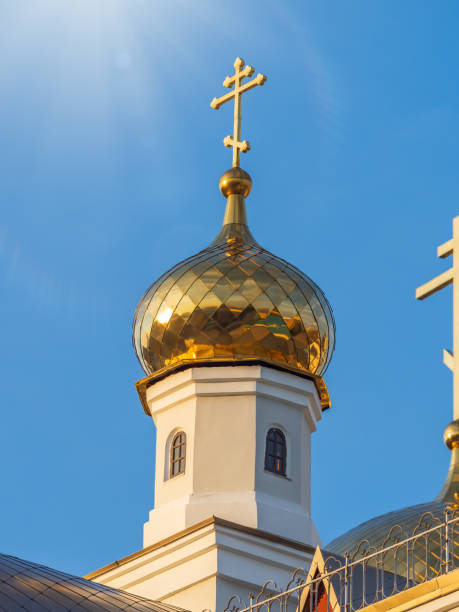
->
[223, 509, 459, 612]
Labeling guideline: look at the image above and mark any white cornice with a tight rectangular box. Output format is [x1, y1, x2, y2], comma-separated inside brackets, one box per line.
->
[146, 365, 321, 430]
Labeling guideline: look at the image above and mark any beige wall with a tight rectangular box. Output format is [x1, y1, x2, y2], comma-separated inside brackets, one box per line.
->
[255, 395, 309, 507]
[161, 576, 216, 612]
[194, 394, 256, 494]
[154, 396, 196, 507]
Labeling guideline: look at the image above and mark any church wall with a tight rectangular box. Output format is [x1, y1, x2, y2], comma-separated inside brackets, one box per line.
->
[193, 394, 256, 493]
[90, 521, 219, 607]
[254, 395, 310, 507]
[250, 393, 318, 545]
[159, 576, 217, 612]
[153, 395, 196, 507]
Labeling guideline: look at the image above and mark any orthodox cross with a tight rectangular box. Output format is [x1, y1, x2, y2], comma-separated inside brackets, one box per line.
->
[416, 216, 459, 418]
[210, 57, 267, 168]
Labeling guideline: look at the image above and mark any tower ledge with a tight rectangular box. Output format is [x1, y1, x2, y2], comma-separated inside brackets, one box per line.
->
[135, 359, 331, 416]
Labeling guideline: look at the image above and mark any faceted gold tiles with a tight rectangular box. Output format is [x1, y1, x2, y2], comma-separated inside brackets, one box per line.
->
[133, 222, 335, 378]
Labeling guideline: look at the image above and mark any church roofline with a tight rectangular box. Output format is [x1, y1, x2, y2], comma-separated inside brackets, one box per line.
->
[84, 515, 317, 581]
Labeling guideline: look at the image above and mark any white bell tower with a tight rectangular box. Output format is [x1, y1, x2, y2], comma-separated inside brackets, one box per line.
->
[143, 363, 322, 547]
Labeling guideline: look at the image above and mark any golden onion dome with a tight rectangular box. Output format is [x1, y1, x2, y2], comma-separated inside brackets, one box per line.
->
[133, 168, 335, 383]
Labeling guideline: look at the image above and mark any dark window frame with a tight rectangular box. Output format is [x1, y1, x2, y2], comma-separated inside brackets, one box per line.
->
[170, 431, 186, 478]
[264, 427, 287, 476]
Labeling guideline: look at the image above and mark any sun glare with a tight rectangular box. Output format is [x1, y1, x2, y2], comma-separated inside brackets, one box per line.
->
[157, 306, 173, 325]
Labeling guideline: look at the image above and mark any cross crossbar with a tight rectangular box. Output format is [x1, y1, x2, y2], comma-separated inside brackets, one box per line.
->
[223, 65, 254, 89]
[438, 239, 454, 259]
[223, 136, 250, 152]
[210, 74, 267, 110]
[416, 215, 459, 419]
[444, 348, 454, 372]
[416, 268, 453, 300]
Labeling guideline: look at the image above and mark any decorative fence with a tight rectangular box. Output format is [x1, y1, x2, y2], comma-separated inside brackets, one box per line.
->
[223, 509, 459, 612]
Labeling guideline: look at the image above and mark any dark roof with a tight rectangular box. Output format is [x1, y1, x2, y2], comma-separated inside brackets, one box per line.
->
[325, 501, 452, 584]
[326, 501, 448, 557]
[0, 551, 188, 611]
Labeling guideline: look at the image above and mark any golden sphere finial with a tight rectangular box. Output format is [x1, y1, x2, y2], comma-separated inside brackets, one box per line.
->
[219, 167, 252, 198]
[444, 420, 459, 449]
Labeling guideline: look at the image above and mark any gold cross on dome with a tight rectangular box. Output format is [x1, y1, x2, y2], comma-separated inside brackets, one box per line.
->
[416, 216, 459, 419]
[210, 57, 267, 168]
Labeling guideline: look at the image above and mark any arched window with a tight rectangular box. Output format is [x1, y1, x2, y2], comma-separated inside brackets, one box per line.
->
[170, 431, 186, 477]
[264, 428, 287, 476]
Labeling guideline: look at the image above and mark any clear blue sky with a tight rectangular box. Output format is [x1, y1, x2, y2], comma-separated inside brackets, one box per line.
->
[2, 0, 459, 578]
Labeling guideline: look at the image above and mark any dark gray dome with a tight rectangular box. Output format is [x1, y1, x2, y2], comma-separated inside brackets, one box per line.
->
[0, 551, 188, 611]
[326, 500, 449, 557]
[326, 440, 459, 582]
